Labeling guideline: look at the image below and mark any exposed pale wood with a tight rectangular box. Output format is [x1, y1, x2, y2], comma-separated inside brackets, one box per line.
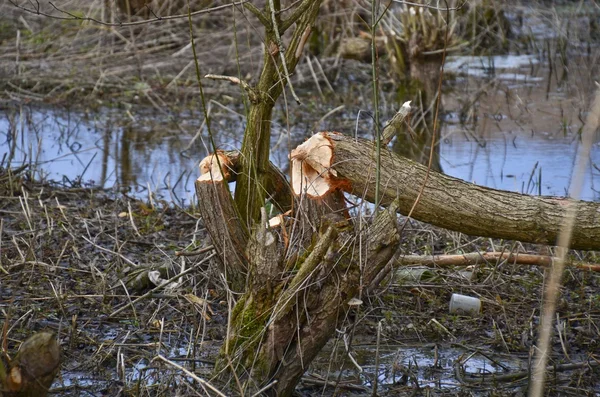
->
[382, 100, 412, 145]
[291, 133, 336, 197]
[324, 132, 600, 251]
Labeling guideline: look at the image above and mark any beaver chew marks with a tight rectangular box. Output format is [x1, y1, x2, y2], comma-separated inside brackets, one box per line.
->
[290, 133, 338, 197]
[198, 152, 232, 182]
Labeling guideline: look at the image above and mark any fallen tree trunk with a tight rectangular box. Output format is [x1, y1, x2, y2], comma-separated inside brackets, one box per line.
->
[217, 133, 600, 251]
[321, 132, 600, 251]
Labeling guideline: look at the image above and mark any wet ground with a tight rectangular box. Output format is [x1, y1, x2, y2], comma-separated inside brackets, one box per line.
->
[1, 1, 600, 396]
[2, 172, 599, 396]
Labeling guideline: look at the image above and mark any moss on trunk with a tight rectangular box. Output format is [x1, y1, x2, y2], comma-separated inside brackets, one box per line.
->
[234, 0, 323, 228]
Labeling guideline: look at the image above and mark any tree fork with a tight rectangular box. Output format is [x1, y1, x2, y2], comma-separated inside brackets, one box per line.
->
[234, 0, 323, 227]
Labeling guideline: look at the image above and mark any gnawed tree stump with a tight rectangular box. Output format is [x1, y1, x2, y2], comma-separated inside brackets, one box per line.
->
[197, 137, 401, 396]
[0, 332, 61, 397]
[196, 120, 600, 395]
[195, 152, 249, 292]
[194, 151, 295, 292]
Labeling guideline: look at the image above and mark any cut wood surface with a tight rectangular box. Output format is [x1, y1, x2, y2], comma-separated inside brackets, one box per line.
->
[204, 151, 293, 213]
[314, 132, 600, 251]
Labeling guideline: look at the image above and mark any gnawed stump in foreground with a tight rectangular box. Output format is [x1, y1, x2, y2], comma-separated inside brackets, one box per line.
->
[195, 125, 600, 395]
[0, 332, 61, 397]
[195, 134, 401, 396]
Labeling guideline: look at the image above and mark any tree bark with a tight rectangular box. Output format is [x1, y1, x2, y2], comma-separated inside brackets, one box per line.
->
[234, 0, 323, 227]
[218, 196, 400, 396]
[204, 145, 401, 394]
[195, 153, 249, 292]
[220, 150, 294, 213]
[325, 132, 600, 251]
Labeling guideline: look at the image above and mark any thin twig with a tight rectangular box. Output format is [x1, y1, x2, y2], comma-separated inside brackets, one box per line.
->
[7, 0, 248, 27]
[269, 0, 301, 104]
[175, 245, 214, 257]
[205, 74, 259, 102]
[251, 380, 278, 397]
[155, 354, 227, 397]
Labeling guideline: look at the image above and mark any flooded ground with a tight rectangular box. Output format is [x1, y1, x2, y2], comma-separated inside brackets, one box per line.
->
[2, 51, 599, 201]
[1, 1, 600, 396]
[442, 53, 600, 199]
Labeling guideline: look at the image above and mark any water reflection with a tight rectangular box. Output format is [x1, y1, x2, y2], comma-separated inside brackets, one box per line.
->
[1, 50, 599, 202]
[0, 107, 205, 206]
[441, 52, 600, 200]
[392, 126, 443, 174]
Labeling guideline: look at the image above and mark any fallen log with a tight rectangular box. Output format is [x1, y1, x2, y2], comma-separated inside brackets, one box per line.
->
[299, 131, 600, 251]
[212, 133, 600, 251]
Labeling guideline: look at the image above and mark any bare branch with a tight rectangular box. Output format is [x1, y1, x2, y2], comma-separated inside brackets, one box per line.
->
[278, 0, 303, 14]
[280, 0, 314, 32]
[7, 0, 248, 27]
[391, 0, 467, 11]
[268, 0, 301, 104]
[243, 1, 270, 26]
[205, 74, 259, 103]
[381, 101, 412, 145]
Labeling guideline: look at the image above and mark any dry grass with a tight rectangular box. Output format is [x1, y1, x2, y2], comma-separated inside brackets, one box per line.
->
[0, 0, 265, 106]
[1, 1, 600, 395]
[2, 164, 600, 395]
[0, 165, 226, 395]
